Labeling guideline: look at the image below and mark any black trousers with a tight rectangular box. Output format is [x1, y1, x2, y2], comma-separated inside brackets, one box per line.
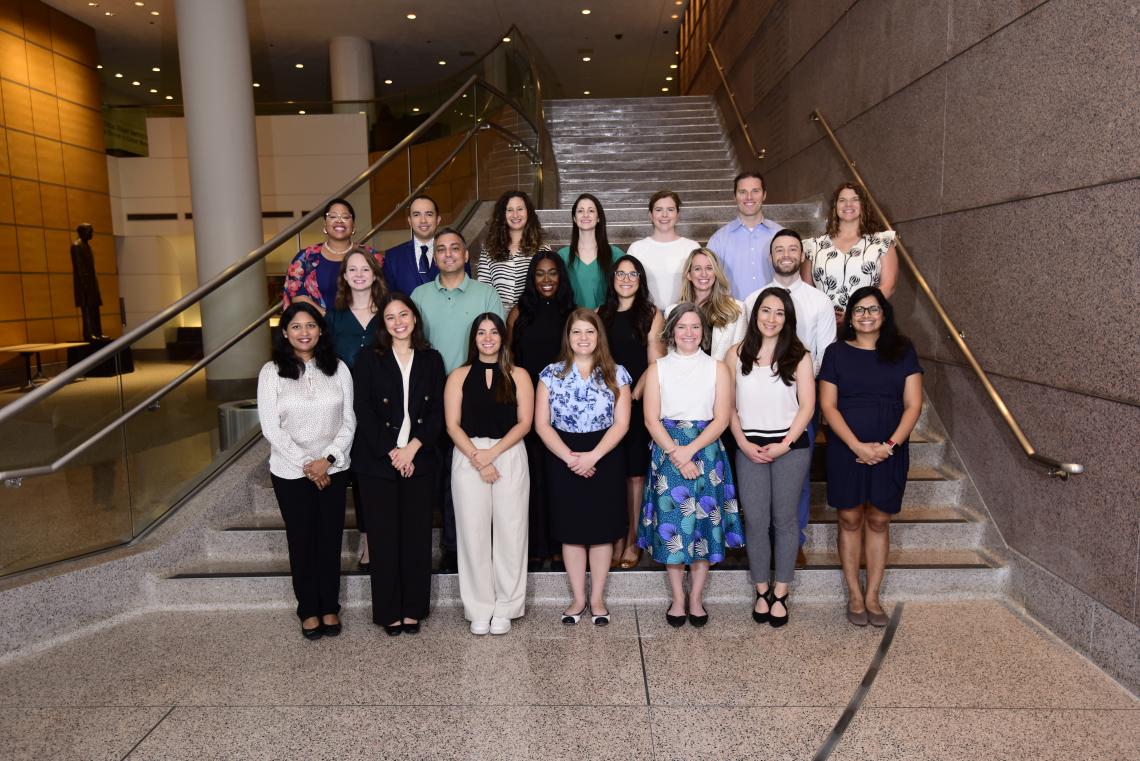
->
[524, 431, 553, 558]
[348, 469, 366, 535]
[438, 439, 457, 552]
[271, 471, 348, 620]
[358, 473, 435, 624]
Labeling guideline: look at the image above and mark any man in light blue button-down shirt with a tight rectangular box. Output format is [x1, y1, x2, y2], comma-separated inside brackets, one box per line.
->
[707, 172, 783, 300]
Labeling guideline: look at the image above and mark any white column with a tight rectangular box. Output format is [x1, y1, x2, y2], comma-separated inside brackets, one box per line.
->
[175, 0, 268, 389]
[330, 36, 375, 120]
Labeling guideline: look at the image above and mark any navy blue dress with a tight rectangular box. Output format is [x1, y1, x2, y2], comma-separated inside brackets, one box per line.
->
[818, 342, 922, 514]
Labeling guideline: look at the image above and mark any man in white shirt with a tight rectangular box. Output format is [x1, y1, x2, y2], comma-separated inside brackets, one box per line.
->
[744, 229, 836, 563]
[707, 172, 784, 300]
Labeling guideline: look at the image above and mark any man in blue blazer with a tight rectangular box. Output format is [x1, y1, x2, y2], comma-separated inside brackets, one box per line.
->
[383, 194, 470, 295]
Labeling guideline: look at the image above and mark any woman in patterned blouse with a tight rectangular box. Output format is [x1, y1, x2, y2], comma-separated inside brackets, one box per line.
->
[535, 309, 631, 626]
[800, 183, 898, 327]
[476, 190, 549, 313]
[283, 198, 384, 312]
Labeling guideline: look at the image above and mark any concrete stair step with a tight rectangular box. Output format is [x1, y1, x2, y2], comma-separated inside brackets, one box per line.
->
[556, 149, 733, 161]
[557, 178, 736, 192]
[549, 126, 726, 138]
[154, 549, 1005, 609]
[552, 138, 730, 151]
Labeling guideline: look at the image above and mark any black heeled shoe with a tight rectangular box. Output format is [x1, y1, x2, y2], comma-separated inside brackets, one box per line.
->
[768, 591, 789, 628]
[752, 589, 770, 624]
[383, 622, 402, 637]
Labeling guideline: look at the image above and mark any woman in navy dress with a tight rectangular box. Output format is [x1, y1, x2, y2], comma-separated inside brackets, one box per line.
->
[818, 286, 923, 628]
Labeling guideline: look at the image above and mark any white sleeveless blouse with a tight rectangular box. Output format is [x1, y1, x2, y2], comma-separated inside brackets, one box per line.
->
[657, 350, 717, 421]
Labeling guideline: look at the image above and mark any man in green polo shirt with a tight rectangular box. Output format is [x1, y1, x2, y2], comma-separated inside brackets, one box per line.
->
[410, 227, 504, 573]
[411, 228, 505, 374]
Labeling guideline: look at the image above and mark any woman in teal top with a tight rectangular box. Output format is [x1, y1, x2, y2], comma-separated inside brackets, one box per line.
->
[557, 193, 623, 309]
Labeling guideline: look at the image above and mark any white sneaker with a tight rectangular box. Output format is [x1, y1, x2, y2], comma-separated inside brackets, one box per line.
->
[489, 616, 512, 635]
[470, 619, 490, 635]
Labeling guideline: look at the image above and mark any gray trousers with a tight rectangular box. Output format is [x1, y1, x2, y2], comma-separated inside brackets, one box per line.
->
[735, 447, 812, 585]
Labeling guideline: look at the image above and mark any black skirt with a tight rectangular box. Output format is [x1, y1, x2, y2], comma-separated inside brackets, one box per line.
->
[547, 428, 628, 545]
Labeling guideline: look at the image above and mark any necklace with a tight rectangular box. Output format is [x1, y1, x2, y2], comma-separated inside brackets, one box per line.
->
[323, 240, 353, 256]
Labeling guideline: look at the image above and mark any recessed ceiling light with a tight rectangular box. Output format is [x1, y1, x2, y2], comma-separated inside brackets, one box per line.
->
[582, 56, 591, 62]
[151, 66, 160, 72]
[502, 36, 511, 42]
[412, 107, 421, 113]
[295, 63, 305, 69]
[104, 10, 114, 15]
[134, 1, 144, 6]
[383, 79, 393, 84]
[149, 88, 157, 93]
[96, 64, 103, 69]
[583, 90, 590, 95]
[666, 76, 673, 81]
[298, 110, 306, 115]
[114, 72, 123, 78]
[358, 110, 366, 115]
[165, 95, 173, 100]
[671, 13, 679, 19]
[252, 82, 260, 88]
[675, 0, 682, 4]
[406, 13, 416, 19]
[462, 93, 467, 98]
[661, 87, 669, 92]
[131, 80, 140, 86]
[438, 60, 446, 65]
[87, 2, 97, 6]
[670, 64, 678, 69]
[150, 10, 159, 15]
[581, 9, 591, 14]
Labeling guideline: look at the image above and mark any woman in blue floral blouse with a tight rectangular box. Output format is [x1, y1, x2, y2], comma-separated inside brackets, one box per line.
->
[535, 308, 631, 626]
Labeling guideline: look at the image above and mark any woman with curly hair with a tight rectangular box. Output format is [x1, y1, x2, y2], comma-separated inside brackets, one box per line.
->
[477, 190, 549, 313]
[801, 182, 898, 326]
[282, 198, 383, 312]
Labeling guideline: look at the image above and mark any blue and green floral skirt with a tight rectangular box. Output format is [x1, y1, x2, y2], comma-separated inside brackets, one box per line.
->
[637, 419, 744, 565]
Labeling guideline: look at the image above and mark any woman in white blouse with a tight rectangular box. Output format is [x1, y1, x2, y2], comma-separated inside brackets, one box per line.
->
[627, 189, 700, 308]
[801, 182, 898, 326]
[257, 302, 356, 640]
[666, 247, 746, 361]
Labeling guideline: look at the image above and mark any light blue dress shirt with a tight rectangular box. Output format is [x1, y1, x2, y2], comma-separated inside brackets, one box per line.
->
[706, 217, 783, 300]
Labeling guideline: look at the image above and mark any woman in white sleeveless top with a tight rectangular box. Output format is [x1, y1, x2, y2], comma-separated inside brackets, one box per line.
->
[725, 287, 815, 628]
[638, 303, 743, 628]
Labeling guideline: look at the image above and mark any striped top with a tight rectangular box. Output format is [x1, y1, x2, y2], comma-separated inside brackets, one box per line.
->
[734, 356, 800, 444]
[476, 245, 551, 313]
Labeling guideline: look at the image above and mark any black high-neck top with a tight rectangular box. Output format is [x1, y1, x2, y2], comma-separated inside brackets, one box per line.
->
[460, 359, 518, 439]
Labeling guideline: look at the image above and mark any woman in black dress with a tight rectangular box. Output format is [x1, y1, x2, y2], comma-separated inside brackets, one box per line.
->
[508, 252, 577, 570]
[352, 293, 445, 636]
[818, 286, 923, 628]
[535, 309, 632, 625]
[597, 255, 665, 568]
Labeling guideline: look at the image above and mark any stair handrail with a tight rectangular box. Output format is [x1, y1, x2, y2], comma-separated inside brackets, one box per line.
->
[707, 43, 765, 161]
[0, 66, 551, 432]
[811, 109, 1083, 479]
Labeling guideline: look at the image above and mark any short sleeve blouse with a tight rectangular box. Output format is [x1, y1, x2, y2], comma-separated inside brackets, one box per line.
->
[540, 361, 632, 433]
[803, 230, 897, 311]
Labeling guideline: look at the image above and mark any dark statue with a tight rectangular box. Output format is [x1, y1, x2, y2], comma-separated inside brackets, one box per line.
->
[70, 223, 104, 341]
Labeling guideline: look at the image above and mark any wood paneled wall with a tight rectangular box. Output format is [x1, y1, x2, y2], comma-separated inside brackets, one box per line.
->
[0, 0, 118, 357]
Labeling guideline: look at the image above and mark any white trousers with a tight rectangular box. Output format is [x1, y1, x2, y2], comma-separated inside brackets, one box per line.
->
[452, 437, 530, 622]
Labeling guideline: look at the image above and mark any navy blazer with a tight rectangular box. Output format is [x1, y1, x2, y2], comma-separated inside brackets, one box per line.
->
[352, 347, 446, 480]
[383, 239, 470, 297]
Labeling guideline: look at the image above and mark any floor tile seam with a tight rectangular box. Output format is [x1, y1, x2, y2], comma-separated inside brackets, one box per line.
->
[855, 705, 1140, 712]
[118, 702, 660, 709]
[633, 604, 652, 708]
[119, 705, 174, 761]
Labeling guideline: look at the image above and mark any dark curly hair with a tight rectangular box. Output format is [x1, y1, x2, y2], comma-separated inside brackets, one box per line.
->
[484, 190, 543, 261]
[841, 286, 912, 363]
[738, 287, 806, 386]
[272, 302, 339, 379]
[511, 252, 575, 351]
[598, 254, 657, 347]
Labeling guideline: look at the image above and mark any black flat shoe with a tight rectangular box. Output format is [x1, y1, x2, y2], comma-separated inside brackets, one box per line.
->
[752, 589, 770, 625]
[383, 623, 402, 637]
[666, 611, 687, 628]
[320, 620, 342, 636]
[402, 621, 421, 635]
[358, 561, 371, 573]
[301, 624, 322, 640]
[688, 608, 709, 628]
[768, 591, 789, 628]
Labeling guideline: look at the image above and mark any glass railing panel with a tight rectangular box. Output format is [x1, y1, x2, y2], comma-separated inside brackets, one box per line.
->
[0, 357, 133, 576]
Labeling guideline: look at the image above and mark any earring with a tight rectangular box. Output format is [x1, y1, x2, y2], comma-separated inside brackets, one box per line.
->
[323, 229, 328, 235]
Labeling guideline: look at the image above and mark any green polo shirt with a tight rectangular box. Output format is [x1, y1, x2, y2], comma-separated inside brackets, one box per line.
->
[411, 274, 506, 374]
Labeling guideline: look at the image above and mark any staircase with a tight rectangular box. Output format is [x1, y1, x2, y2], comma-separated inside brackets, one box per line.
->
[151, 95, 1008, 610]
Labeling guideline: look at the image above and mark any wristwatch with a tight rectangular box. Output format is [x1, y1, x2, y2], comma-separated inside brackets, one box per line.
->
[326, 454, 336, 465]
[884, 439, 897, 455]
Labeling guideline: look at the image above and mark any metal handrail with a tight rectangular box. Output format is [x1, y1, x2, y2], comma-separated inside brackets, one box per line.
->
[707, 43, 764, 161]
[0, 71, 544, 429]
[810, 109, 1083, 479]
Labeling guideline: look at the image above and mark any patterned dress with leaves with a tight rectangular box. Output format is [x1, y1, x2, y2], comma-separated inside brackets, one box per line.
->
[803, 230, 897, 312]
[638, 418, 745, 565]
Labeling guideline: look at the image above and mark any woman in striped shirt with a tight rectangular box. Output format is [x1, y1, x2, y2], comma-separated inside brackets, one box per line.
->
[477, 190, 549, 313]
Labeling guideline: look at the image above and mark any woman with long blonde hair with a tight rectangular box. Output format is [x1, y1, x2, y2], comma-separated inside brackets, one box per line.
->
[535, 308, 632, 626]
[666, 247, 746, 361]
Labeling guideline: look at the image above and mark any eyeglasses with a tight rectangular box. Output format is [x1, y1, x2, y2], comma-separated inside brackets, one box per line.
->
[614, 271, 640, 281]
[325, 213, 353, 222]
[852, 305, 881, 316]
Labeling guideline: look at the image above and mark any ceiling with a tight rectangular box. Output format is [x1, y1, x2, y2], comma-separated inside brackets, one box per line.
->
[43, 0, 689, 107]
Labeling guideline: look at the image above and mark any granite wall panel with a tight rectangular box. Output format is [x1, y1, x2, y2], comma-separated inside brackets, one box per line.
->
[926, 361, 1139, 622]
[787, 0, 856, 65]
[946, 0, 1049, 57]
[889, 216, 943, 358]
[941, 0, 1140, 213]
[936, 180, 1140, 403]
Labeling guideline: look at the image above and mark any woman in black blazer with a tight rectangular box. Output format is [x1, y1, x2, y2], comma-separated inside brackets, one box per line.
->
[353, 292, 446, 636]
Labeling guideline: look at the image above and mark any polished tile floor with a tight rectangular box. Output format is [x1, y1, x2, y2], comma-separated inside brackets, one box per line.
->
[0, 600, 1135, 760]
